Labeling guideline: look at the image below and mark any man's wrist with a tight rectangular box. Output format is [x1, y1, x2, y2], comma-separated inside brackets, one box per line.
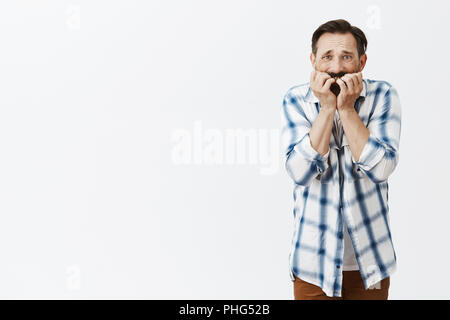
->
[320, 105, 336, 115]
[338, 107, 357, 119]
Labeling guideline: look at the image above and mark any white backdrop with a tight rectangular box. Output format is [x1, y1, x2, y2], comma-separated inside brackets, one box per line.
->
[0, 0, 448, 299]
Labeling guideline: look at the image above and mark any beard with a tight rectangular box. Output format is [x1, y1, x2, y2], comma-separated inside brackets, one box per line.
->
[326, 65, 360, 96]
[328, 72, 346, 96]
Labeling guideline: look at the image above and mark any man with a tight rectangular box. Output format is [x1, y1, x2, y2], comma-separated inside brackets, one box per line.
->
[280, 19, 402, 300]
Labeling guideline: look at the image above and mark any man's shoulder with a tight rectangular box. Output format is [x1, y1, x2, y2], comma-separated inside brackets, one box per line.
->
[283, 82, 311, 101]
[365, 78, 396, 96]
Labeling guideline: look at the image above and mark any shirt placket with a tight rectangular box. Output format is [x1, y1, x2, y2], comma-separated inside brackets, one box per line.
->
[332, 113, 345, 296]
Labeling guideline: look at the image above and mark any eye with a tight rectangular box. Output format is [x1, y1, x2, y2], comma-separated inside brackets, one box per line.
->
[323, 55, 331, 60]
[344, 55, 352, 59]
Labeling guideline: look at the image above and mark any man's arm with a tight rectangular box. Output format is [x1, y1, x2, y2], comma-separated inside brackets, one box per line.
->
[339, 86, 402, 183]
[280, 92, 335, 186]
[309, 107, 335, 157]
[338, 108, 370, 162]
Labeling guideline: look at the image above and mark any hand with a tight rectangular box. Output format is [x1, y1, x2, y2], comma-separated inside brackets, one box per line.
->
[335, 72, 363, 112]
[310, 70, 337, 111]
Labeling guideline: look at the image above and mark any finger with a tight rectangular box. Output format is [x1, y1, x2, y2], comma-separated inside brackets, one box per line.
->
[339, 75, 348, 88]
[336, 78, 347, 93]
[352, 74, 359, 88]
[347, 75, 357, 91]
[317, 72, 331, 88]
[357, 72, 363, 86]
[313, 70, 322, 83]
[341, 75, 354, 91]
[351, 74, 358, 87]
[349, 72, 362, 91]
[323, 77, 336, 91]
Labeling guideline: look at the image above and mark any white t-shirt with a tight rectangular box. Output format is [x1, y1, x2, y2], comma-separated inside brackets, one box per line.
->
[343, 218, 359, 270]
[334, 110, 359, 271]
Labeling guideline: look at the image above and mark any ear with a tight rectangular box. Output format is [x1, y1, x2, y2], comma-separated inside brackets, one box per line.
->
[310, 52, 316, 67]
[359, 53, 367, 71]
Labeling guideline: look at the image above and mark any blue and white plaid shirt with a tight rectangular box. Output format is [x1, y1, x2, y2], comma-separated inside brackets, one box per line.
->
[280, 78, 402, 297]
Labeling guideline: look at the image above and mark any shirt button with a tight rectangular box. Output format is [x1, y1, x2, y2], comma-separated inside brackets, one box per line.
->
[336, 265, 340, 269]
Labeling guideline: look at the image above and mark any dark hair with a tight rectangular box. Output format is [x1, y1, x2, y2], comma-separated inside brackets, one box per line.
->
[311, 19, 367, 58]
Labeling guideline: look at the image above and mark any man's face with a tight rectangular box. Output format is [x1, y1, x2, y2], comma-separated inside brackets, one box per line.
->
[310, 32, 367, 95]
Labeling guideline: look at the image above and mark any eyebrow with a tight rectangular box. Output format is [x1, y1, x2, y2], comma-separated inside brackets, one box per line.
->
[322, 50, 354, 56]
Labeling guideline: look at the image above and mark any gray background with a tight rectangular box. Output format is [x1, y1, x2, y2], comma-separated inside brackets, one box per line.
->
[0, 0, 448, 299]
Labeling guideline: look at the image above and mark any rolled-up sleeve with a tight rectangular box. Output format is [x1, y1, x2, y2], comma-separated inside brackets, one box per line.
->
[352, 85, 402, 183]
[281, 90, 330, 186]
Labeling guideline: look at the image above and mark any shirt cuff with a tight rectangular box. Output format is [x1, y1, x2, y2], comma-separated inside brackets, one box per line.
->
[294, 132, 330, 173]
[352, 132, 387, 171]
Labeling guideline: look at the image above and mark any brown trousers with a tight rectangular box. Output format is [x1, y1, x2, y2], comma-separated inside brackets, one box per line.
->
[293, 271, 390, 300]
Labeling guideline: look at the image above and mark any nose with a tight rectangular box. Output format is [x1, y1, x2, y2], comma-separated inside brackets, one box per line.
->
[328, 57, 344, 75]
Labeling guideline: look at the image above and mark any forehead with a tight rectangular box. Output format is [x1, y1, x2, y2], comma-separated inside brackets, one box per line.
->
[316, 32, 358, 55]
